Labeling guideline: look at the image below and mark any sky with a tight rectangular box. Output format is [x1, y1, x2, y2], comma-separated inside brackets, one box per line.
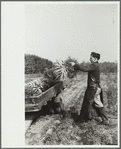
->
[24, 2, 119, 63]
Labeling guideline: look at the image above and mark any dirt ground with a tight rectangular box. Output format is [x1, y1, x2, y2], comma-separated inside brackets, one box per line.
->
[25, 74, 118, 146]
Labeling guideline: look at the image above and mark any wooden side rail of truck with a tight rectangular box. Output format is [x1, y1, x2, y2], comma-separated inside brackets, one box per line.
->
[25, 78, 70, 113]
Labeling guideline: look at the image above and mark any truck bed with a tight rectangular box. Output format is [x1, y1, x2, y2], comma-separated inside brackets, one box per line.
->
[25, 79, 70, 112]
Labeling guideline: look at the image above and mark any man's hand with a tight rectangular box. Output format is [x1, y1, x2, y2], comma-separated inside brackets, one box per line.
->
[69, 62, 75, 67]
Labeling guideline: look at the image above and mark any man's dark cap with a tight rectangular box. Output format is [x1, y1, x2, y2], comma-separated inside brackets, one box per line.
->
[91, 52, 100, 60]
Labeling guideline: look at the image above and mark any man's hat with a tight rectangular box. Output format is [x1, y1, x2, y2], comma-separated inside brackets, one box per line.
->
[91, 52, 100, 60]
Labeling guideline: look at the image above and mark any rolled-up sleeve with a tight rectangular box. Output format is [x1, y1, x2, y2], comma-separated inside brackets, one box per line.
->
[74, 64, 96, 72]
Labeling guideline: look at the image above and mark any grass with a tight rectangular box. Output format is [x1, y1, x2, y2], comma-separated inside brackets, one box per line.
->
[100, 73, 118, 117]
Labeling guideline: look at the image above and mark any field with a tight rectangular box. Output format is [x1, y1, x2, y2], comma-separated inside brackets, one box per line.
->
[25, 72, 118, 145]
[25, 73, 44, 83]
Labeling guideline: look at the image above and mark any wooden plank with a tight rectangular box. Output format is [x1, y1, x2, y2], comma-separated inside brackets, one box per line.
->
[25, 84, 58, 112]
[25, 79, 70, 112]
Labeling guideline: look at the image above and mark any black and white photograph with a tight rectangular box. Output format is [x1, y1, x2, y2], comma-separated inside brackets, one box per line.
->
[2, 1, 120, 148]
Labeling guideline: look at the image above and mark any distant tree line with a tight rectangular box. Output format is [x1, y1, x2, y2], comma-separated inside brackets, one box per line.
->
[99, 62, 117, 73]
[25, 55, 117, 74]
[25, 54, 54, 74]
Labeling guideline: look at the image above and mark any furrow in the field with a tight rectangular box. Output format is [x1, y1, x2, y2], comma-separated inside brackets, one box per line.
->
[66, 86, 86, 112]
[63, 78, 86, 100]
[63, 76, 86, 107]
[64, 83, 86, 108]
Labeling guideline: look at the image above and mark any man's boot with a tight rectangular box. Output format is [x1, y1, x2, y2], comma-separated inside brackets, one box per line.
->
[97, 107, 109, 125]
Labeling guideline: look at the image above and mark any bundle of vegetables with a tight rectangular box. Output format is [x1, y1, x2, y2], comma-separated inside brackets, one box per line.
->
[53, 60, 77, 80]
[25, 60, 76, 97]
[53, 60, 68, 81]
[25, 77, 51, 97]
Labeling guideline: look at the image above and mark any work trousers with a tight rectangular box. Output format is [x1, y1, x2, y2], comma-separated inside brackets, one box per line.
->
[80, 87, 108, 122]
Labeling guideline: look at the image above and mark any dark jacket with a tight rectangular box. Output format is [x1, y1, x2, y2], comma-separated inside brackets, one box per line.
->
[74, 62, 100, 88]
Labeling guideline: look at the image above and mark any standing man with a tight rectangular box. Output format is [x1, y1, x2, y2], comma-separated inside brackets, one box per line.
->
[70, 52, 109, 125]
